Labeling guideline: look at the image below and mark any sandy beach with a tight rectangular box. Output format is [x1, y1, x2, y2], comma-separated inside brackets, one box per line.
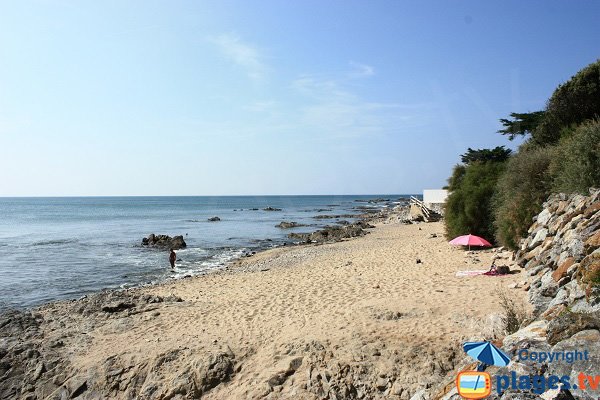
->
[12, 219, 527, 400]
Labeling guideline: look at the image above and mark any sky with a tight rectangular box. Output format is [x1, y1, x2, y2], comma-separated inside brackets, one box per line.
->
[0, 1, 598, 196]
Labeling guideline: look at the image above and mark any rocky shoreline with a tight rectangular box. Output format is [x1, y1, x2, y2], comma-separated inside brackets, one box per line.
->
[0, 203, 412, 399]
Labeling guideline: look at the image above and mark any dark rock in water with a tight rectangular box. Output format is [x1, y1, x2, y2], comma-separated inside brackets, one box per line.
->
[263, 206, 282, 211]
[313, 214, 357, 220]
[208, 216, 221, 222]
[141, 234, 186, 250]
[288, 221, 372, 244]
[355, 198, 389, 203]
[276, 221, 305, 229]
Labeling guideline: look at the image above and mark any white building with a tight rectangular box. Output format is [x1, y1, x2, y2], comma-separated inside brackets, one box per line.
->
[423, 189, 448, 212]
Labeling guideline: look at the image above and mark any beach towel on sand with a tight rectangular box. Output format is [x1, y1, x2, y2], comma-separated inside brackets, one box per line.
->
[455, 270, 488, 277]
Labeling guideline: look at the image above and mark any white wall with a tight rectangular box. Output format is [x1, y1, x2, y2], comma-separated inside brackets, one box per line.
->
[423, 189, 448, 204]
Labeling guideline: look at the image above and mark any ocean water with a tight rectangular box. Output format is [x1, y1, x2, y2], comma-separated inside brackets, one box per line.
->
[0, 195, 412, 309]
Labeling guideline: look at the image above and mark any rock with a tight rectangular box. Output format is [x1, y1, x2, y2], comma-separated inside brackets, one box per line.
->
[540, 388, 576, 400]
[537, 208, 553, 226]
[540, 271, 559, 297]
[391, 381, 404, 396]
[267, 372, 288, 387]
[208, 216, 221, 221]
[547, 330, 600, 399]
[101, 302, 135, 313]
[577, 250, 600, 287]
[191, 351, 235, 395]
[547, 288, 569, 309]
[263, 207, 282, 211]
[496, 265, 511, 275]
[557, 276, 571, 287]
[276, 221, 305, 229]
[288, 222, 370, 244]
[529, 228, 549, 250]
[584, 231, 600, 251]
[64, 376, 87, 398]
[552, 257, 575, 282]
[141, 234, 187, 250]
[410, 389, 428, 400]
[375, 377, 388, 390]
[546, 310, 600, 345]
[32, 362, 46, 381]
[502, 320, 548, 354]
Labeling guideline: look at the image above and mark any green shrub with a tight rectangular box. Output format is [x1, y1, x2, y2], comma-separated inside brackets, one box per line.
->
[552, 119, 600, 194]
[533, 59, 600, 145]
[445, 161, 506, 242]
[493, 146, 556, 249]
[495, 288, 527, 335]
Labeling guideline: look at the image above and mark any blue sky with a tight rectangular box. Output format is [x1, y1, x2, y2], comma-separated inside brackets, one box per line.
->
[0, 1, 598, 196]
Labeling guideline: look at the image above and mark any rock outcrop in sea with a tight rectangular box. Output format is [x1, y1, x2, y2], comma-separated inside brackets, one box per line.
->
[141, 234, 187, 250]
[435, 188, 600, 400]
[275, 221, 305, 229]
[288, 221, 375, 244]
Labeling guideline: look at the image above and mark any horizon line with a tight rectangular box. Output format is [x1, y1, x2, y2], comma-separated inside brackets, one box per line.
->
[0, 193, 425, 199]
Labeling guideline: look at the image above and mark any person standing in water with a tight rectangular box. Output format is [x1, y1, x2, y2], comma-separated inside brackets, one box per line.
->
[169, 249, 176, 269]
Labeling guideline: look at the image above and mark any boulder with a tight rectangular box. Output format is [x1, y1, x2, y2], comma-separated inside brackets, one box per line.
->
[546, 310, 600, 345]
[547, 330, 600, 400]
[208, 216, 221, 222]
[536, 208, 553, 226]
[288, 222, 371, 244]
[584, 231, 600, 252]
[552, 257, 575, 282]
[141, 234, 187, 250]
[502, 320, 549, 355]
[529, 228, 549, 250]
[275, 221, 305, 229]
[263, 207, 282, 211]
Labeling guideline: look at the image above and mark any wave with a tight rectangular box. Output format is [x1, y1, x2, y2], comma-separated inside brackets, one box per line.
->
[30, 239, 79, 247]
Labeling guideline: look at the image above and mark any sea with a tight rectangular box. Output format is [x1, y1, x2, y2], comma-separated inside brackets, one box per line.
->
[0, 195, 414, 309]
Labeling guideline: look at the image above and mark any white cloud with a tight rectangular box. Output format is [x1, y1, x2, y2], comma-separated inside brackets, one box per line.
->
[290, 74, 424, 139]
[208, 33, 265, 81]
[348, 61, 375, 78]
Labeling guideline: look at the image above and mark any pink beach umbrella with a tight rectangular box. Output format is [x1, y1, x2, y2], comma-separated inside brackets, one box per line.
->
[449, 234, 492, 250]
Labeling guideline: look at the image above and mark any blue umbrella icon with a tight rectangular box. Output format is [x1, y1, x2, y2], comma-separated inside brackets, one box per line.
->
[463, 341, 511, 371]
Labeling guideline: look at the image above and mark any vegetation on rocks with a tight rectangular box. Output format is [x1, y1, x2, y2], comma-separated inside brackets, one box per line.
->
[445, 59, 600, 249]
[551, 119, 600, 195]
[493, 146, 556, 248]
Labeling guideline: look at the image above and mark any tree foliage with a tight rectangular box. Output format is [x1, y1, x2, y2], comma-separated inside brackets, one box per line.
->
[445, 160, 506, 242]
[532, 59, 600, 145]
[498, 111, 546, 140]
[552, 119, 600, 194]
[460, 146, 512, 164]
[493, 146, 556, 249]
